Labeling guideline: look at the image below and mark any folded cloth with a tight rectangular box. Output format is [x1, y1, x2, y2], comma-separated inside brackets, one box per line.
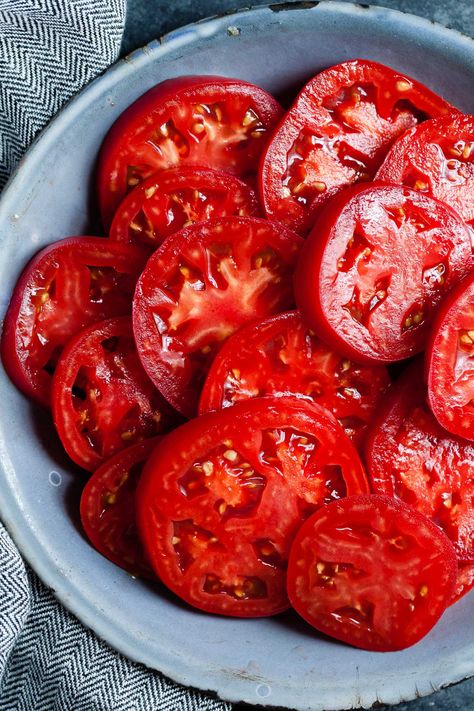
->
[0, 3, 231, 709]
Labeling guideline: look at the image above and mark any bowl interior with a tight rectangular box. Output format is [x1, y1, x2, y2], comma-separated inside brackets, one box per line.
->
[1, 3, 474, 710]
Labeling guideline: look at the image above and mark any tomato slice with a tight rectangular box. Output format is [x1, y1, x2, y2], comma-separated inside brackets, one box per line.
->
[287, 494, 457, 651]
[136, 396, 369, 617]
[365, 361, 474, 562]
[133, 216, 303, 417]
[295, 183, 472, 364]
[109, 167, 260, 250]
[260, 59, 456, 235]
[426, 272, 474, 440]
[1, 237, 148, 408]
[453, 562, 474, 604]
[80, 438, 161, 577]
[199, 310, 390, 448]
[98, 76, 283, 227]
[376, 113, 474, 230]
[52, 317, 178, 471]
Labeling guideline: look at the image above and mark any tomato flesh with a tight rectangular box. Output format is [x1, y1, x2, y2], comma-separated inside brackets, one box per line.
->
[295, 184, 472, 363]
[453, 562, 474, 604]
[109, 166, 260, 249]
[136, 397, 369, 617]
[98, 76, 283, 227]
[133, 217, 302, 417]
[52, 317, 178, 471]
[376, 113, 474, 230]
[199, 310, 390, 448]
[1, 237, 148, 407]
[260, 59, 456, 234]
[80, 438, 161, 577]
[287, 494, 457, 651]
[365, 362, 474, 562]
[426, 272, 474, 440]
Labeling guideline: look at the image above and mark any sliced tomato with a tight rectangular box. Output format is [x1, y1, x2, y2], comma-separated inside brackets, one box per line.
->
[98, 76, 283, 227]
[52, 317, 178, 471]
[80, 438, 161, 577]
[1, 237, 148, 408]
[365, 361, 474, 562]
[260, 59, 457, 235]
[295, 184, 472, 364]
[426, 272, 474, 440]
[109, 167, 260, 250]
[199, 310, 390, 448]
[287, 494, 457, 651]
[133, 216, 303, 417]
[452, 563, 474, 604]
[376, 113, 474, 229]
[136, 396, 369, 617]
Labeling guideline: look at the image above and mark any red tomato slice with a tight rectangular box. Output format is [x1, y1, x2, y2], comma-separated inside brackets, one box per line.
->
[365, 361, 474, 562]
[109, 167, 260, 250]
[260, 59, 456, 235]
[136, 396, 369, 617]
[287, 494, 457, 651]
[133, 216, 303, 418]
[80, 437, 161, 577]
[453, 562, 474, 604]
[1, 237, 148, 408]
[376, 113, 474, 229]
[295, 184, 472, 364]
[426, 272, 474, 440]
[199, 310, 390, 449]
[52, 317, 178, 471]
[98, 76, 283, 227]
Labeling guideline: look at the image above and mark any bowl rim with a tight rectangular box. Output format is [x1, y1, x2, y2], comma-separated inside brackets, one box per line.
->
[2, 3, 474, 709]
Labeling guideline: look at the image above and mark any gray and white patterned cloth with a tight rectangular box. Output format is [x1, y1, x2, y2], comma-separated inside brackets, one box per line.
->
[0, 2, 230, 709]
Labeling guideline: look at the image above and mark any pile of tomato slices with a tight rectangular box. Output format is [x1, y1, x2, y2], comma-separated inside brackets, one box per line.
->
[3, 59, 474, 653]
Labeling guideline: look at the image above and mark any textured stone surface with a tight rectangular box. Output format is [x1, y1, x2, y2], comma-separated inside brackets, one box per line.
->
[122, 2, 474, 709]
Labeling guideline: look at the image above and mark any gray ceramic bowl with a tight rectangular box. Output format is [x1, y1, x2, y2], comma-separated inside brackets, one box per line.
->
[1, 3, 474, 709]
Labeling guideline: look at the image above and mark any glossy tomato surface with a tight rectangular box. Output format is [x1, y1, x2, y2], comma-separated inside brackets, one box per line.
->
[365, 362, 474, 563]
[427, 272, 474, 440]
[133, 216, 302, 417]
[137, 397, 368, 617]
[98, 76, 283, 227]
[109, 167, 260, 249]
[1, 237, 148, 408]
[295, 184, 472, 364]
[80, 437, 161, 577]
[260, 59, 456, 235]
[199, 310, 390, 448]
[376, 113, 474, 228]
[52, 317, 177, 471]
[287, 494, 457, 651]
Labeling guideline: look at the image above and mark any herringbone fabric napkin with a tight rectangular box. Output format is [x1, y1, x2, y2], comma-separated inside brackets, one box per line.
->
[0, 3, 230, 709]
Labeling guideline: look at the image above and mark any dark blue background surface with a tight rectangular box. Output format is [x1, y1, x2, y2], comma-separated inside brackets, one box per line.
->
[122, 2, 474, 709]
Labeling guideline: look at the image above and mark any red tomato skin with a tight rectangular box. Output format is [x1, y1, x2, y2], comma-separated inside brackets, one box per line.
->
[294, 183, 472, 364]
[426, 272, 474, 440]
[1, 237, 148, 408]
[198, 309, 390, 449]
[260, 59, 457, 235]
[365, 361, 474, 562]
[136, 396, 369, 618]
[109, 166, 260, 249]
[80, 437, 161, 577]
[133, 216, 303, 418]
[98, 76, 283, 228]
[376, 113, 474, 228]
[52, 317, 176, 471]
[287, 494, 457, 652]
